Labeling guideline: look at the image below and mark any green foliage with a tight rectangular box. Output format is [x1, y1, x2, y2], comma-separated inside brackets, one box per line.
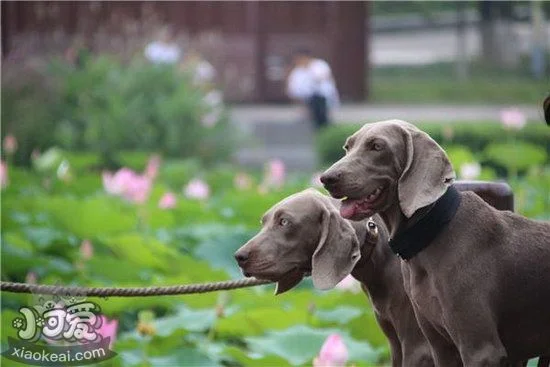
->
[370, 62, 549, 104]
[484, 142, 547, 174]
[1, 64, 59, 166]
[2, 56, 237, 167]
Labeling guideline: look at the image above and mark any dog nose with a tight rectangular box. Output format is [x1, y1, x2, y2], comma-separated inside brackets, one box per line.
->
[234, 251, 249, 265]
[320, 171, 341, 186]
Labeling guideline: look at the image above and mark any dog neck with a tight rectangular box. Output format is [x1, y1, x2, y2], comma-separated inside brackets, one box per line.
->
[383, 186, 462, 261]
[351, 219, 400, 302]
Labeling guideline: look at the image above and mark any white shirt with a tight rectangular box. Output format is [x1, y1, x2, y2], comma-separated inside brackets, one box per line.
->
[144, 41, 181, 65]
[287, 58, 340, 108]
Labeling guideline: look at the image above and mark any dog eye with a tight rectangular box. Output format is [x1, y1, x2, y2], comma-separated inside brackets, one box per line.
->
[373, 142, 383, 151]
[279, 218, 289, 226]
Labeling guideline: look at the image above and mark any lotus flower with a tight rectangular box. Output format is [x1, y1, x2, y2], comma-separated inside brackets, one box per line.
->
[144, 155, 161, 180]
[264, 159, 286, 189]
[0, 161, 8, 189]
[96, 315, 118, 348]
[460, 162, 481, 180]
[102, 168, 134, 195]
[335, 274, 362, 294]
[184, 179, 210, 200]
[158, 192, 177, 209]
[3, 134, 18, 154]
[102, 168, 151, 204]
[122, 174, 151, 204]
[80, 239, 94, 260]
[234, 173, 253, 191]
[313, 334, 349, 367]
[500, 107, 526, 130]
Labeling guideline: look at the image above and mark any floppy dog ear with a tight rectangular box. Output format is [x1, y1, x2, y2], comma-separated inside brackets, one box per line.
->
[398, 125, 455, 218]
[312, 206, 361, 290]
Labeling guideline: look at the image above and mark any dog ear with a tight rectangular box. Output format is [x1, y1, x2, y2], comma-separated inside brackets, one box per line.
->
[312, 205, 361, 290]
[398, 125, 455, 218]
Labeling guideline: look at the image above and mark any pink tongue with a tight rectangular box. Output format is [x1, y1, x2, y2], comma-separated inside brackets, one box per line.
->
[340, 201, 358, 219]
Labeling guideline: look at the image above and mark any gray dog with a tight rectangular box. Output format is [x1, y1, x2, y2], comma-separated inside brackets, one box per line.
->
[320, 119, 550, 366]
[235, 189, 434, 366]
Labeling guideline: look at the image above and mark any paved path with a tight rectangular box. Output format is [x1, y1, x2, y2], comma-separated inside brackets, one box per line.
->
[231, 103, 541, 172]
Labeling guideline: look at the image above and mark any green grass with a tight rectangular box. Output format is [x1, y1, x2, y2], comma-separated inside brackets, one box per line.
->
[370, 62, 549, 104]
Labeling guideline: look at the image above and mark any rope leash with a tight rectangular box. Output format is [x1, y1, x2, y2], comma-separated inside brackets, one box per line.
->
[0, 278, 273, 297]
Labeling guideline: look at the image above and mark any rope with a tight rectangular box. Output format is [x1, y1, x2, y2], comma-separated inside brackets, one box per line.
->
[0, 278, 273, 297]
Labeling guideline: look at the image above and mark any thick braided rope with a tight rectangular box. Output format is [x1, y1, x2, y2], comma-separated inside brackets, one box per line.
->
[0, 278, 273, 297]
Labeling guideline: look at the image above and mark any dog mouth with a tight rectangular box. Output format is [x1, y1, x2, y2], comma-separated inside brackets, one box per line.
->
[339, 185, 386, 220]
[242, 265, 311, 281]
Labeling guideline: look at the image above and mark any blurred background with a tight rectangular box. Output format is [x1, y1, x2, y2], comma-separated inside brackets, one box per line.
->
[1, 1, 549, 366]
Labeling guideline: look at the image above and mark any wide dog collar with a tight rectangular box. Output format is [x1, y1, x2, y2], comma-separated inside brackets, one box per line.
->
[389, 185, 461, 261]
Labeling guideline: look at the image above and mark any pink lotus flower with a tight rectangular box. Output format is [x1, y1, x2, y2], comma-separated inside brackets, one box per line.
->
[80, 239, 94, 260]
[96, 315, 118, 348]
[102, 168, 151, 204]
[335, 274, 361, 294]
[158, 192, 177, 209]
[3, 134, 18, 154]
[144, 155, 161, 180]
[234, 173, 253, 191]
[500, 107, 526, 130]
[184, 179, 210, 200]
[122, 174, 151, 204]
[102, 168, 135, 195]
[313, 334, 349, 367]
[0, 160, 8, 189]
[264, 159, 286, 189]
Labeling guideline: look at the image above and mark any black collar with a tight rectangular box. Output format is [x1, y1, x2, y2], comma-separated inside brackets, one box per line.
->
[389, 185, 461, 261]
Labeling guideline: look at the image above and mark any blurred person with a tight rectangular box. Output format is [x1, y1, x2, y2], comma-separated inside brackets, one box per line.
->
[144, 26, 182, 65]
[286, 48, 340, 130]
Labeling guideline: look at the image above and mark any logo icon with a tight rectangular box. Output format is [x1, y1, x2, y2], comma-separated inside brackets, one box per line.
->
[2, 285, 116, 366]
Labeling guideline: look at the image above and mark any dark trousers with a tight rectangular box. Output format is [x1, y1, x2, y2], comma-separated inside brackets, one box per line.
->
[307, 94, 329, 130]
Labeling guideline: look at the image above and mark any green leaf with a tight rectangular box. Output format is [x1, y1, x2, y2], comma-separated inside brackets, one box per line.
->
[315, 306, 363, 324]
[224, 345, 290, 367]
[245, 325, 382, 366]
[154, 305, 217, 336]
[147, 348, 221, 367]
[484, 142, 547, 172]
[103, 234, 178, 271]
[192, 224, 254, 278]
[39, 197, 136, 238]
[216, 307, 309, 337]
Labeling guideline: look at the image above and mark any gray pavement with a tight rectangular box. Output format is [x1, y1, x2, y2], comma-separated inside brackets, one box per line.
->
[231, 103, 542, 172]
